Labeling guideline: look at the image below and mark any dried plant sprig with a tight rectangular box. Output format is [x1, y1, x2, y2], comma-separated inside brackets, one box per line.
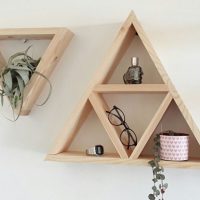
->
[148, 134, 168, 200]
[0, 46, 52, 121]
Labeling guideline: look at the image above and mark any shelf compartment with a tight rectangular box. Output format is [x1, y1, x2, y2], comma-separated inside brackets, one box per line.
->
[89, 92, 129, 159]
[94, 84, 168, 93]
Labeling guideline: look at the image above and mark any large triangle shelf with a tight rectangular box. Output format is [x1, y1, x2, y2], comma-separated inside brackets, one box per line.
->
[0, 28, 73, 115]
[46, 12, 200, 168]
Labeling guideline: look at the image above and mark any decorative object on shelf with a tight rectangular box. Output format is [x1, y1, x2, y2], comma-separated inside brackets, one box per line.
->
[106, 105, 137, 150]
[148, 134, 168, 200]
[86, 145, 104, 156]
[0, 46, 51, 121]
[160, 130, 189, 161]
[123, 57, 144, 84]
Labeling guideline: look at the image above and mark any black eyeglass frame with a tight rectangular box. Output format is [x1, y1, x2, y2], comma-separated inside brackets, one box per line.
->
[106, 105, 137, 150]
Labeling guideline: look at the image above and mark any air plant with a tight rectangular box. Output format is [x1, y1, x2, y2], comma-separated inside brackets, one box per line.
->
[148, 134, 168, 200]
[0, 46, 52, 121]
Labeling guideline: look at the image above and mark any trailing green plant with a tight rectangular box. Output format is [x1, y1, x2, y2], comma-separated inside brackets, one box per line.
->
[0, 46, 52, 121]
[148, 134, 168, 200]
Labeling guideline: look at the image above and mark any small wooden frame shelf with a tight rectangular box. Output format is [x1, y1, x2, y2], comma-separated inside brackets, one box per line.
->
[46, 11, 200, 168]
[0, 27, 74, 115]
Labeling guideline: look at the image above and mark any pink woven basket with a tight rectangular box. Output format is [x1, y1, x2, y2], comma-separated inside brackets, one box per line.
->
[160, 132, 189, 161]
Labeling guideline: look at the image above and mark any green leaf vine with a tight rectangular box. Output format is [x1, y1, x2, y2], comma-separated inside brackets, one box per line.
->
[148, 134, 168, 200]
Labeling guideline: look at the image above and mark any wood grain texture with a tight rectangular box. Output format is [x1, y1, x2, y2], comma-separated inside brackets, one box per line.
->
[89, 92, 128, 159]
[46, 151, 121, 164]
[46, 153, 200, 168]
[0, 28, 67, 39]
[94, 84, 168, 93]
[20, 28, 74, 115]
[0, 52, 6, 68]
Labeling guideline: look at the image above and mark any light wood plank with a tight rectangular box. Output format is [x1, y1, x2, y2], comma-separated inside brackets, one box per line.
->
[46, 153, 200, 168]
[0, 52, 6, 68]
[89, 92, 128, 159]
[130, 93, 173, 159]
[126, 157, 200, 169]
[46, 151, 121, 164]
[94, 84, 168, 93]
[21, 28, 73, 115]
[0, 28, 67, 40]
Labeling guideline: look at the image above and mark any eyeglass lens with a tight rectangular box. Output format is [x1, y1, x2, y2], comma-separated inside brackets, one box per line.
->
[106, 105, 137, 150]
[107, 106, 125, 126]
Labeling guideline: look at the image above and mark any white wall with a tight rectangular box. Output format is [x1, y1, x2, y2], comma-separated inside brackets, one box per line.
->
[0, 1, 200, 200]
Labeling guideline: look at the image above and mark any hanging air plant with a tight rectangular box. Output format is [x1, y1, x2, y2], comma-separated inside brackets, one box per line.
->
[0, 46, 52, 121]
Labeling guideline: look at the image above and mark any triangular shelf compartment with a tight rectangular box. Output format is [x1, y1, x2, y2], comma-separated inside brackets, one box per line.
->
[100, 91, 168, 157]
[46, 11, 200, 168]
[60, 101, 121, 163]
[48, 99, 122, 164]
[0, 28, 74, 115]
[131, 99, 200, 168]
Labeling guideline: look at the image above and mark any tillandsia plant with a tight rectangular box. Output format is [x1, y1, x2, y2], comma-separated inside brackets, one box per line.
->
[148, 134, 168, 200]
[0, 46, 52, 121]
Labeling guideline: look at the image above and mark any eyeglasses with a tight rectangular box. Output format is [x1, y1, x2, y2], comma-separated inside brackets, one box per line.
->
[106, 105, 137, 150]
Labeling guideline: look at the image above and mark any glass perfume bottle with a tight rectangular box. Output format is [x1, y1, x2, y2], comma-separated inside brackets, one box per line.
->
[123, 57, 144, 84]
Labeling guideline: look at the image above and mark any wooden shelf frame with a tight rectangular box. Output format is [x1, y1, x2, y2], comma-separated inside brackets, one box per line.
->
[94, 84, 168, 93]
[46, 153, 200, 168]
[0, 27, 74, 115]
[46, 11, 200, 168]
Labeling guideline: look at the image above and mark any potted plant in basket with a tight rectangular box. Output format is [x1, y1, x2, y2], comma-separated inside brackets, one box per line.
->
[148, 130, 189, 199]
[159, 130, 189, 161]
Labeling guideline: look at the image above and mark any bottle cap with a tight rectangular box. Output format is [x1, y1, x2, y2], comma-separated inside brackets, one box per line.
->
[131, 57, 139, 66]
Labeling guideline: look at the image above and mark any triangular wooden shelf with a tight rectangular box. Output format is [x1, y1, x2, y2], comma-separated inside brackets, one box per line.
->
[46, 11, 200, 168]
[0, 27, 73, 115]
